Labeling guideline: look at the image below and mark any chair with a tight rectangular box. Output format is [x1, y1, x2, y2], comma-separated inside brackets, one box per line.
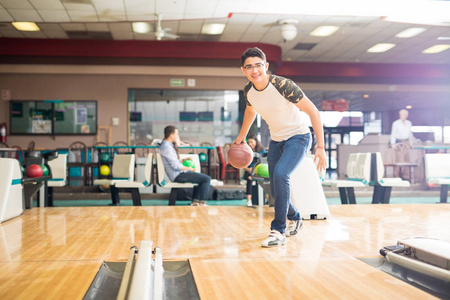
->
[134, 143, 151, 159]
[0, 158, 23, 223]
[85, 142, 108, 186]
[371, 152, 410, 204]
[115, 153, 154, 206]
[384, 142, 419, 183]
[67, 141, 88, 186]
[155, 152, 198, 206]
[424, 153, 450, 203]
[217, 145, 240, 183]
[113, 141, 132, 154]
[10, 145, 25, 164]
[47, 154, 67, 207]
[322, 153, 372, 204]
[93, 154, 136, 205]
[200, 142, 220, 179]
[26, 141, 35, 154]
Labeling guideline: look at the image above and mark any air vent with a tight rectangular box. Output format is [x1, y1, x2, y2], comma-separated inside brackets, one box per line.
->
[66, 31, 112, 40]
[199, 34, 221, 42]
[177, 34, 199, 41]
[177, 34, 221, 42]
[294, 43, 317, 50]
[348, 23, 364, 27]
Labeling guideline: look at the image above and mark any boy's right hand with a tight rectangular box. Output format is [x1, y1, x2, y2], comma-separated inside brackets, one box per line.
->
[233, 135, 246, 145]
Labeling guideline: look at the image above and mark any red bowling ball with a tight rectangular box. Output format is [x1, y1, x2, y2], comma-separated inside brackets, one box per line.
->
[26, 164, 43, 178]
[228, 142, 253, 169]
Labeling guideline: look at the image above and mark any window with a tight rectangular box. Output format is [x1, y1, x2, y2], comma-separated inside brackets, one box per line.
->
[10, 100, 97, 135]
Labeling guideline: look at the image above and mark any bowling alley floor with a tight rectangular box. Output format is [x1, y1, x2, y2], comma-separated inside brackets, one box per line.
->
[1, 203, 449, 299]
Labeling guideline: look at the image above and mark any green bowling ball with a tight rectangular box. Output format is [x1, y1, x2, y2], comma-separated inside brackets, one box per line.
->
[199, 153, 208, 163]
[100, 153, 110, 162]
[39, 164, 49, 176]
[255, 163, 269, 178]
[182, 159, 196, 169]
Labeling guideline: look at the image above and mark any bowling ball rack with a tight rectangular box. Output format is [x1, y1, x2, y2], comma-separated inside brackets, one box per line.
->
[22, 150, 58, 209]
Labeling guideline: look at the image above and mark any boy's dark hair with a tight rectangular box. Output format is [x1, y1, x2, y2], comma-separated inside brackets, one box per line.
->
[240, 47, 266, 66]
[164, 125, 177, 139]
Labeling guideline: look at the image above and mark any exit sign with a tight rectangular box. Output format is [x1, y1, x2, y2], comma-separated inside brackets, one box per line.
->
[170, 79, 185, 87]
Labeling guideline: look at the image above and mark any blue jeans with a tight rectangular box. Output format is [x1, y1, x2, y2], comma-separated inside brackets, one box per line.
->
[267, 133, 311, 234]
[174, 171, 211, 200]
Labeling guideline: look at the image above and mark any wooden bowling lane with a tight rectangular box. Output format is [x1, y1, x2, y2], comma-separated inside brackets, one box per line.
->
[190, 257, 436, 299]
[0, 204, 448, 299]
[0, 261, 99, 300]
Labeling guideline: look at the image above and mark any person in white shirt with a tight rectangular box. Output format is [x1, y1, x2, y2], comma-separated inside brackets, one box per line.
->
[234, 47, 326, 248]
[389, 109, 415, 179]
[390, 109, 413, 146]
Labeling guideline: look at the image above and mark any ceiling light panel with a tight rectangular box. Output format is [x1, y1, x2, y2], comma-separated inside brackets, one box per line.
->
[132, 22, 152, 33]
[395, 27, 426, 38]
[12, 22, 40, 31]
[310, 26, 339, 37]
[367, 43, 396, 53]
[201, 23, 225, 35]
[422, 44, 450, 54]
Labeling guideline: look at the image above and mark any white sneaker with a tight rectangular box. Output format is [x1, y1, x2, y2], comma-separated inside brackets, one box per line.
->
[261, 230, 286, 248]
[247, 200, 252, 207]
[285, 220, 303, 237]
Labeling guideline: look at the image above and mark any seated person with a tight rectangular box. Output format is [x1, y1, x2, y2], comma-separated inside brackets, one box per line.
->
[159, 125, 211, 206]
[243, 135, 265, 206]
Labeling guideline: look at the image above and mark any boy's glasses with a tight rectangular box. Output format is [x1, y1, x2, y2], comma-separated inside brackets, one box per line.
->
[243, 62, 265, 71]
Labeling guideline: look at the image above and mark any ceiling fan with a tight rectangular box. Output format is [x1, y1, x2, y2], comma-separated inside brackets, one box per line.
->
[153, 14, 179, 40]
[264, 19, 299, 41]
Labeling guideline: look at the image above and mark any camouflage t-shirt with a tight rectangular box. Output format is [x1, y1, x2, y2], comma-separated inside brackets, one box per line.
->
[243, 74, 310, 142]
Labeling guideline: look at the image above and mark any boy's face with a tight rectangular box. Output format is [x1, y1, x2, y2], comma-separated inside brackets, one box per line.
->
[241, 56, 269, 85]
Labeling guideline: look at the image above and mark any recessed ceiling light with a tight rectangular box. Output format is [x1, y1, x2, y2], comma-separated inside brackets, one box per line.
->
[363, 94, 369, 98]
[201, 23, 225, 35]
[310, 26, 339, 37]
[12, 22, 40, 31]
[132, 22, 151, 33]
[367, 43, 396, 53]
[406, 105, 412, 109]
[422, 44, 450, 54]
[395, 27, 426, 38]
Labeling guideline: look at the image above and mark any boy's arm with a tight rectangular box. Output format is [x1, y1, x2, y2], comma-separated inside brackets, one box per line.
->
[295, 96, 327, 171]
[233, 105, 257, 144]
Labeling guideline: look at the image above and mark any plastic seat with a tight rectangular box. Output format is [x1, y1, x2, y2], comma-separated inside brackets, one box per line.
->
[114, 153, 154, 206]
[47, 154, 68, 206]
[371, 152, 410, 204]
[93, 154, 136, 205]
[424, 153, 450, 203]
[0, 158, 23, 223]
[322, 153, 371, 204]
[155, 152, 198, 206]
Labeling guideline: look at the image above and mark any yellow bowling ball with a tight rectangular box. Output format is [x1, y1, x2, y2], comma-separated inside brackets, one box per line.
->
[100, 165, 110, 176]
